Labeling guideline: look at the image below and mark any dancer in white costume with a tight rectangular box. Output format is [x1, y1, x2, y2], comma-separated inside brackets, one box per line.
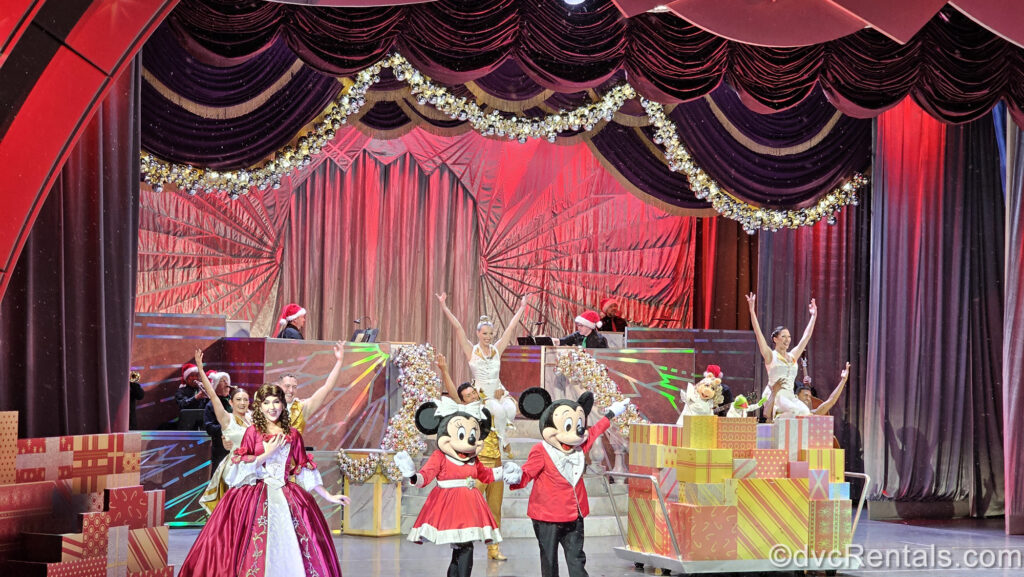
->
[193, 349, 252, 514]
[436, 292, 530, 451]
[746, 293, 818, 419]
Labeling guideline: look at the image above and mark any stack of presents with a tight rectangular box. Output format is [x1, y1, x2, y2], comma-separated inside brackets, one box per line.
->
[627, 414, 852, 561]
[0, 412, 172, 576]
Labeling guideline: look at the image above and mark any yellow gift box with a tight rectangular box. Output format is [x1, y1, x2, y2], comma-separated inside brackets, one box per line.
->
[630, 423, 653, 445]
[676, 448, 732, 484]
[627, 496, 670, 556]
[680, 415, 719, 449]
[736, 478, 810, 560]
[800, 449, 845, 483]
[680, 482, 737, 506]
[629, 443, 680, 468]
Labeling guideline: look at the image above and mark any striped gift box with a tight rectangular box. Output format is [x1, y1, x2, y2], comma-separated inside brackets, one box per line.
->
[143, 491, 165, 528]
[676, 448, 732, 484]
[627, 465, 678, 500]
[627, 496, 670, 556]
[752, 449, 788, 479]
[127, 526, 168, 573]
[629, 423, 653, 445]
[680, 416, 719, 449]
[733, 458, 757, 479]
[773, 418, 809, 460]
[809, 469, 830, 500]
[736, 478, 810, 560]
[668, 503, 738, 561]
[654, 425, 685, 447]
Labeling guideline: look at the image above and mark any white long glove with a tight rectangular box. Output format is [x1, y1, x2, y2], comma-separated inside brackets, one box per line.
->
[607, 399, 630, 417]
[394, 451, 417, 478]
[502, 462, 523, 485]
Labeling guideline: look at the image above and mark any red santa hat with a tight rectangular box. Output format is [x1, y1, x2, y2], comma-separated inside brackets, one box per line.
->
[574, 310, 603, 330]
[278, 303, 307, 326]
[599, 298, 618, 314]
[181, 363, 199, 384]
[704, 364, 722, 378]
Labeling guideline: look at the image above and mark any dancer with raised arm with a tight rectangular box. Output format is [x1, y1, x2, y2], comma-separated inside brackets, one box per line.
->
[746, 293, 818, 419]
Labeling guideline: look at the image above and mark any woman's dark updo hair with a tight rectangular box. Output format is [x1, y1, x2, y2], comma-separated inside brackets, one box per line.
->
[228, 386, 248, 402]
[770, 326, 788, 344]
[252, 383, 291, 434]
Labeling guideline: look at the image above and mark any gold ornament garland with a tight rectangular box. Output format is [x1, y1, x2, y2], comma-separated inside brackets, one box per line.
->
[554, 348, 646, 437]
[337, 344, 441, 483]
[140, 53, 867, 232]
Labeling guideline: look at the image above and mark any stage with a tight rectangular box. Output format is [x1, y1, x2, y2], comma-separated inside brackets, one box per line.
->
[167, 515, 1024, 576]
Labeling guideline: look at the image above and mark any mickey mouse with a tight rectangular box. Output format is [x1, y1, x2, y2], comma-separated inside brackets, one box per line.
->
[509, 387, 630, 577]
[394, 397, 521, 577]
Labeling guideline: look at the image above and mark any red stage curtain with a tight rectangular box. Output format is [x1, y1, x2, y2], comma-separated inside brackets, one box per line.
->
[862, 99, 1004, 515]
[0, 61, 140, 437]
[136, 128, 697, 385]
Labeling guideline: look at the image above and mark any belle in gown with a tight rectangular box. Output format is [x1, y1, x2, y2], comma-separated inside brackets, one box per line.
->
[178, 425, 343, 577]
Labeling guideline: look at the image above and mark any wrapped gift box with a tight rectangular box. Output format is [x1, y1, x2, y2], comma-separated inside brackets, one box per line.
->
[107, 525, 129, 577]
[752, 449, 788, 479]
[106, 486, 147, 530]
[808, 499, 853, 554]
[773, 418, 809, 460]
[736, 478, 810, 560]
[788, 461, 810, 478]
[628, 465, 678, 500]
[731, 448, 754, 459]
[657, 424, 686, 447]
[0, 480, 57, 556]
[0, 411, 18, 485]
[668, 503, 738, 561]
[756, 423, 775, 449]
[800, 449, 845, 483]
[127, 567, 173, 577]
[5, 556, 106, 577]
[716, 418, 757, 452]
[629, 443, 680, 469]
[680, 482, 736, 506]
[127, 526, 168, 573]
[680, 415, 719, 449]
[808, 469, 830, 500]
[799, 415, 834, 449]
[829, 482, 850, 500]
[676, 448, 732, 484]
[627, 496, 670, 556]
[342, 457, 403, 537]
[143, 491, 165, 528]
[23, 511, 108, 562]
[17, 437, 73, 483]
[733, 458, 757, 480]
[67, 434, 124, 480]
[629, 423, 653, 445]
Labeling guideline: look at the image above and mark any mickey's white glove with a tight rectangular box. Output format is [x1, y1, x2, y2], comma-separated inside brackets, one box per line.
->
[502, 462, 523, 485]
[608, 399, 630, 417]
[394, 451, 417, 478]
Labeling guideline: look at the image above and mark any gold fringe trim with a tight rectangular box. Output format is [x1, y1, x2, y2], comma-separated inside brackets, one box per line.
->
[703, 94, 842, 156]
[142, 60, 307, 120]
[465, 82, 554, 112]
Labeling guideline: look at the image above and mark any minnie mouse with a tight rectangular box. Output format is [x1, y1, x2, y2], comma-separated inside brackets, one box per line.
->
[394, 397, 521, 577]
[509, 387, 629, 577]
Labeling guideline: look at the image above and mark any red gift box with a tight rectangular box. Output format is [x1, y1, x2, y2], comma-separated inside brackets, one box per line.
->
[668, 503, 738, 560]
[0, 411, 18, 485]
[127, 526, 168, 573]
[6, 556, 106, 577]
[143, 491, 165, 528]
[0, 480, 57, 555]
[17, 437, 73, 483]
[788, 461, 810, 478]
[128, 568, 173, 577]
[752, 449, 788, 479]
[799, 415, 834, 449]
[80, 512, 110, 558]
[107, 487, 147, 530]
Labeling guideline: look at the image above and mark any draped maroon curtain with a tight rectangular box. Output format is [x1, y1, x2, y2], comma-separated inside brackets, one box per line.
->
[1003, 119, 1024, 533]
[0, 60, 141, 437]
[863, 99, 1004, 515]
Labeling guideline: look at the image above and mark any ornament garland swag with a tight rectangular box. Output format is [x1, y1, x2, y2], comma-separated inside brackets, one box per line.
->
[141, 53, 866, 232]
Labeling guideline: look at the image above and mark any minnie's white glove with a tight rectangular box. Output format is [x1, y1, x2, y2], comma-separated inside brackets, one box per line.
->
[394, 451, 417, 478]
[502, 462, 523, 485]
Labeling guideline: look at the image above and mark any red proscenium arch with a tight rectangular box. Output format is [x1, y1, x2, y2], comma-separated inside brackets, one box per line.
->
[0, 0, 179, 303]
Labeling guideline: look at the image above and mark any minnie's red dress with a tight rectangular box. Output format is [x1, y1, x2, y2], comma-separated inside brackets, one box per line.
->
[178, 426, 341, 577]
[408, 450, 502, 544]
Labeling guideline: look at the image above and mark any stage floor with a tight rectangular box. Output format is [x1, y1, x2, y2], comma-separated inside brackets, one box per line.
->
[169, 515, 1024, 576]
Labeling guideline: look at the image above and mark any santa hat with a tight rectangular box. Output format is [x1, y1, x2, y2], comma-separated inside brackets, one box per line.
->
[599, 298, 618, 314]
[574, 310, 603, 330]
[278, 303, 307, 326]
[704, 364, 722, 379]
[181, 363, 199, 383]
